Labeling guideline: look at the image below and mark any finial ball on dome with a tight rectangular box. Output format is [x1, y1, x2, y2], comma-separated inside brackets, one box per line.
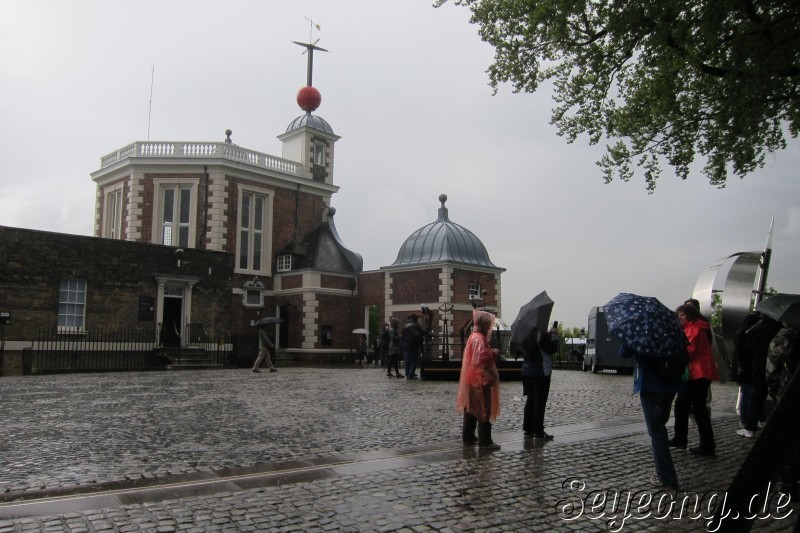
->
[297, 86, 322, 112]
[439, 194, 447, 206]
[328, 207, 336, 216]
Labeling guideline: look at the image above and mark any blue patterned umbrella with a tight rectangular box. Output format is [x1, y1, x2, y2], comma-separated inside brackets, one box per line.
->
[603, 293, 687, 358]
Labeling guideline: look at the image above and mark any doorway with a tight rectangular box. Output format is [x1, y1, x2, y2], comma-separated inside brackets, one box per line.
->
[161, 292, 183, 347]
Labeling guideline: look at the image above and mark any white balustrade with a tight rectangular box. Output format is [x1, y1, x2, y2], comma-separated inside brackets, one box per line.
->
[99, 141, 301, 176]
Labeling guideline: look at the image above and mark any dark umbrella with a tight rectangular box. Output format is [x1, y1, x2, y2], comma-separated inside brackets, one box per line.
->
[755, 294, 800, 327]
[603, 293, 686, 358]
[254, 317, 283, 326]
[510, 291, 555, 358]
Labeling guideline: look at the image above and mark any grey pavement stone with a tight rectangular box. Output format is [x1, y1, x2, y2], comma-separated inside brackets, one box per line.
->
[0, 368, 797, 531]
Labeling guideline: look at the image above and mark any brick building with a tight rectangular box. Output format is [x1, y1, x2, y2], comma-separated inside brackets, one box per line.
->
[358, 194, 505, 357]
[0, 45, 503, 374]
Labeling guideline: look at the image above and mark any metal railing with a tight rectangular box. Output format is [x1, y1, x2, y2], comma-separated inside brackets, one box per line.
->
[23, 326, 234, 374]
[419, 332, 582, 369]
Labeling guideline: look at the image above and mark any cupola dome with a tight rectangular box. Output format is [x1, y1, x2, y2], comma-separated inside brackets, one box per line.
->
[392, 194, 498, 268]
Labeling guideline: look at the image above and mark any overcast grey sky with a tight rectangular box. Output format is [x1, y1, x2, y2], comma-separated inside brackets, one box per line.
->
[1, 0, 798, 329]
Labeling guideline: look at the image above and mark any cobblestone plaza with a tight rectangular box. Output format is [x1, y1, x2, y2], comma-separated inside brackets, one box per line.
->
[0, 367, 796, 531]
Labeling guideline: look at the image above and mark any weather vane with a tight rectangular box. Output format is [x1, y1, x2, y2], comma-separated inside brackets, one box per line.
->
[292, 17, 328, 87]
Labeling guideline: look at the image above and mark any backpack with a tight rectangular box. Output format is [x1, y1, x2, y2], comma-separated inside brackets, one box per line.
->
[651, 350, 689, 385]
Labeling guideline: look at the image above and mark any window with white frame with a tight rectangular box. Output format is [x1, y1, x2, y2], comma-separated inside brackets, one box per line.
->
[103, 187, 123, 239]
[152, 179, 198, 248]
[58, 279, 86, 332]
[313, 141, 326, 167]
[277, 255, 292, 272]
[161, 186, 191, 246]
[243, 289, 264, 308]
[237, 188, 271, 273]
[468, 282, 481, 300]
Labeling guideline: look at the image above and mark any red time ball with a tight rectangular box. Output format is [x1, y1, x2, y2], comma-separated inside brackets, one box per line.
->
[297, 86, 321, 112]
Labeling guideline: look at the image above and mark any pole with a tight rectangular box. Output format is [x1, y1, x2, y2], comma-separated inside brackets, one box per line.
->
[147, 65, 155, 141]
[753, 217, 774, 306]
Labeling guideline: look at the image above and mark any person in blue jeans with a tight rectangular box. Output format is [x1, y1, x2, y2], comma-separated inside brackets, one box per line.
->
[620, 345, 681, 490]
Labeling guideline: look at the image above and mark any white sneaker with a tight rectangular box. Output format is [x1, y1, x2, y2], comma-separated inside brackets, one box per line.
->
[736, 429, 754, 438]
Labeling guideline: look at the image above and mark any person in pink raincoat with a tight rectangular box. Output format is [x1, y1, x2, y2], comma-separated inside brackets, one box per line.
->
[456, 309, 501, 450]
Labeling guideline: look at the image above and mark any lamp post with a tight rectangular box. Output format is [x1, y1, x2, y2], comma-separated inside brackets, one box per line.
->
[439, 303, 453, 362]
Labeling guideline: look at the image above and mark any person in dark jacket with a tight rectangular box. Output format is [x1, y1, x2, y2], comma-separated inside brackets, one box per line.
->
[402, 314, 425, 379]
[387, 319, 404, 378]
[517, 322, 559, 440]
[379, 323, 390, 371]
[734, 313, 781, 437]
[621, 344, 681, 490]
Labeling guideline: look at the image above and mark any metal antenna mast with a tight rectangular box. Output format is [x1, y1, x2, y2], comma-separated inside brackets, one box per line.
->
[147, 65, 155, 141]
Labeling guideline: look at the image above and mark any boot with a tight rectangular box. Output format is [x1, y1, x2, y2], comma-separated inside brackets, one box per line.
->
[462, 412, 478, 445]
[478, 422, 500, 450]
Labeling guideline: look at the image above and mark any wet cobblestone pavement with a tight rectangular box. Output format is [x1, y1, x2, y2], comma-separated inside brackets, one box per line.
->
[0, 367, 796, 531]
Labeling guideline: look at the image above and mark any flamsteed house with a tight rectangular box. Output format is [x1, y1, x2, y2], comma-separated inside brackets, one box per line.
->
[0, 48, 504, 375]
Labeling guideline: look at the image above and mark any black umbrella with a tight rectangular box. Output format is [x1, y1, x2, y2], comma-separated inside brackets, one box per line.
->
[254, 317, 283, 326]
[510, 291, 554, 358]
[755, 294, 800, 327]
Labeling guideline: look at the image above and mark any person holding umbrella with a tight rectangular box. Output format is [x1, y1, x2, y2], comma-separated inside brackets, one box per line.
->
[456, 309, 501, 450]
[605, 293, 687, 490]
[619, 343, 682, 490]
[510, 291, 558, 440]
[519, 321, 559, 440]
[253, 322, 277, 373]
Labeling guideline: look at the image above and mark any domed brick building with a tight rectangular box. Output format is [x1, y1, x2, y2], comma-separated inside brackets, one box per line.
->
[358, 194, 505, 359]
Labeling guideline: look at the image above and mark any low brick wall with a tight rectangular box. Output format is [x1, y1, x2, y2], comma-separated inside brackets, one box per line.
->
[2, 351, 23, 377]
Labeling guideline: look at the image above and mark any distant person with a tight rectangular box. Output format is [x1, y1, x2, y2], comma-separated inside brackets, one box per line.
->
[357, 334, 368, 364]
[620, 344, 681, 490]
[379, 323, 390, 369]
[252, 325, 277, 373]
[387, 319, 404, 378]
[669, 304, 718, 456]
[518, 321, 559, 440]
[456, 309, 501, 450]
[402, 314, 425, 379]
[733, 312, 780, 437]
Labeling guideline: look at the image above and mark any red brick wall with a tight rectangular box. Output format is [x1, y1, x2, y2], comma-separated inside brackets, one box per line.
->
[281, 275, 302, 290]
[453, 269, 498, 307]
[322, 275, 353, 291]
[317, 293, 359, 349]
[390, 269, 440, 305]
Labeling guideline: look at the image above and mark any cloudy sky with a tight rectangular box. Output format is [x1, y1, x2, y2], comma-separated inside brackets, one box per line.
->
[1, 0, 798, 329]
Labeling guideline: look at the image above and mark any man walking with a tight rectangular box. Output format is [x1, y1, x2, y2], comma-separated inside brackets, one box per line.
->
[253, 325, 277, 373]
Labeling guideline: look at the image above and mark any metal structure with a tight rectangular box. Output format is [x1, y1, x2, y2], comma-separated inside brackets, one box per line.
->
[691, 219, 773, 368]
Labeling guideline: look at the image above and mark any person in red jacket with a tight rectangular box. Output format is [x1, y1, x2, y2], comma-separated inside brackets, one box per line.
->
[669, 304, 719, 456]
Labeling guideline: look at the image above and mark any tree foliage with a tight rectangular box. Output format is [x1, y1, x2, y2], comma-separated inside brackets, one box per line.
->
[436, 0, 800, 191]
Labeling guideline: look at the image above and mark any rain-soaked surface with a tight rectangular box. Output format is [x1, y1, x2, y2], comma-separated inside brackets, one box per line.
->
[0, 367, 795, 531]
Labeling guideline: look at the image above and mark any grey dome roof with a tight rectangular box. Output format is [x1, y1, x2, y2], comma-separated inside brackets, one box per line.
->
[286, 112, 335, 135]
[392, 195, 498, 268]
